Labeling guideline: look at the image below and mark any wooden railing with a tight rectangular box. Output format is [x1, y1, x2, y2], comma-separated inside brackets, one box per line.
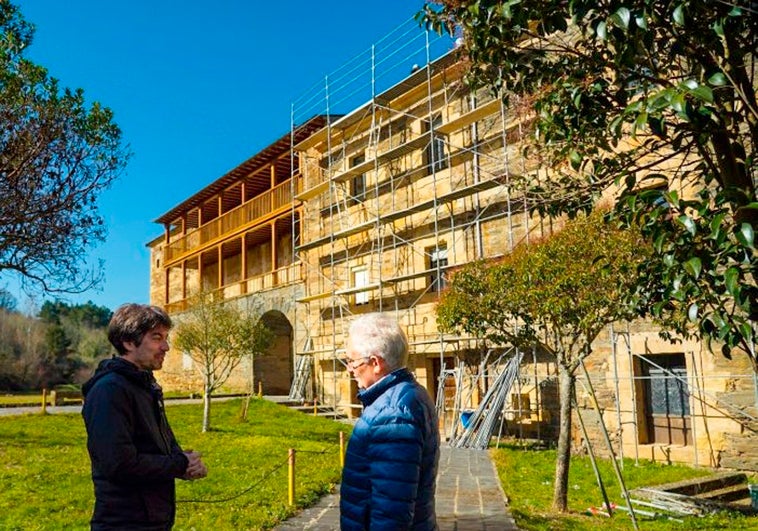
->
[164, 176, 302, 263]
[164, 262, 303, 314]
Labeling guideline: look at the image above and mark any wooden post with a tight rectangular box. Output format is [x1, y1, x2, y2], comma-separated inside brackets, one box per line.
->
[339, 431, 345, 468]
[313, 398, 318, 416]
[41, 389, 47, 415]
[288, 448, 296, 506]
[258, 381, 263, 398]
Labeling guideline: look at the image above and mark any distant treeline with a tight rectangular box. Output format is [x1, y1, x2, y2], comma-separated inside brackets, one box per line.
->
[0, 300, 113, 391]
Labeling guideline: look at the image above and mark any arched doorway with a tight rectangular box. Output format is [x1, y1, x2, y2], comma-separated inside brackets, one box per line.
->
[255, 311, 294, 395]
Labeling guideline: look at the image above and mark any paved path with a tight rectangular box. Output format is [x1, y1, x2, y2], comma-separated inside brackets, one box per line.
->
[274, 445, 518, 530]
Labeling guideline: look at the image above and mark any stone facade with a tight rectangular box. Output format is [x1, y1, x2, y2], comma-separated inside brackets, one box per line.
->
[147, 50, 757, 472]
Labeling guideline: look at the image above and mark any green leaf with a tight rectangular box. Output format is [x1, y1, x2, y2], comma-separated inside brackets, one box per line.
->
[671, 93, 686, 114]
[725, 267, 739, 297]
[665, 190, 680, 207]
[611, 7, 631, 30]
[712, 19, 724, 37]
[690, 85, 714, 103]
[633, 111, 648, 135]
[683, 257, 701, 278]
[736, 222, 754, 246]
[596, 21, 607, 40]
[739, 322, 753, 344]
[677, 214, 696, 235]
[569, 150, 582, 169]
[708, 72, 727, 86]
[687, 303, 698, 322]
[673, 5, 685, 26]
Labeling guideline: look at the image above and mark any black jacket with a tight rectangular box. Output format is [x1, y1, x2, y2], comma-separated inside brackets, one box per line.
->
[82, 357, 189, 530]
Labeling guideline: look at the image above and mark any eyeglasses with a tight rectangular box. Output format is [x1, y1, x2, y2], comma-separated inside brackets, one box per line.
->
[343, 356, 371, 369]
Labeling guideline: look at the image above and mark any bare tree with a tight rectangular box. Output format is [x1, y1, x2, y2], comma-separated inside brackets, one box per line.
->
[172, 291, 274, 432]
[0, 2, 129, 294]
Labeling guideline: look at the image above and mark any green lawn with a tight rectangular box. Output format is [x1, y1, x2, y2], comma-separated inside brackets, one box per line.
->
[491, 443, 758, 530]
[0, 398, 349, 530]
[4, 401, 757, 531]
[0, 393, 50, 407]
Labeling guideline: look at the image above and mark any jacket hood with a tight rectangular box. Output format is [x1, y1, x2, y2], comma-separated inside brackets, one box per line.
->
[82, 356, 156, 397]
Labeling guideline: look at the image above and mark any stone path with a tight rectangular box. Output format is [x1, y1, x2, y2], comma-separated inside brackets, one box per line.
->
[274, 445, 519, 530]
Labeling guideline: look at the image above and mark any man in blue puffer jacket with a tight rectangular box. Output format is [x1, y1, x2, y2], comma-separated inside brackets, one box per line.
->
[340, 313, 440, 530]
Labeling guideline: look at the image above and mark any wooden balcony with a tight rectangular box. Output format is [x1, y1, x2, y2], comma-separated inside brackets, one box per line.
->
[164, 176, 302, 265]
[164, 262, 303, 314]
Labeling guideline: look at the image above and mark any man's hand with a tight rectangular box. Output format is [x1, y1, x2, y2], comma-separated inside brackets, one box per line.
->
[182, 450, 208, 480]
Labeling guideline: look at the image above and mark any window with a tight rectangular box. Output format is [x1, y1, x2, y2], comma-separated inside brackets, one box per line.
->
[428, 245, 448, 292]
[639, 353, 691, 445]
[350, 154, 366, 205]
[352, 266, 369, 305]
[182, 352, 193, 371]
[424, 115, 447, 174]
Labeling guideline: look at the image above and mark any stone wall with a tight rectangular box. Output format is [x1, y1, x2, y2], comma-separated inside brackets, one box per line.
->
[156, 283, 305, 395]
[574, 321, 757, 471]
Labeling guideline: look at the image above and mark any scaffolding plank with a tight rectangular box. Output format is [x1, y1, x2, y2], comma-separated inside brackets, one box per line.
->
[297, 174, 509, 252]
[295, 179, 329, 201]
[330, 131, 433, 183]
[296, 291, 333, 303]
[334, 283, 380, 296]
[296, 218, 375, 252]
[436, 99, 501, 135]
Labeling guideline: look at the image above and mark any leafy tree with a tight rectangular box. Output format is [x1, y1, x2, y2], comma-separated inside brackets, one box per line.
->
[33, 300, 112, 385]
[0, 2, 129, 295]
[172, 291, 274, 432]
[437, 213, 646, 511]
[39, 323, 83, 387]
[420, 1, 756, 368]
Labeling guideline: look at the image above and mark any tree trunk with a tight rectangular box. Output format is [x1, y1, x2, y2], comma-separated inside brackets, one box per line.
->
[552, 362, 575, 512]
[202, 384, 212, 433]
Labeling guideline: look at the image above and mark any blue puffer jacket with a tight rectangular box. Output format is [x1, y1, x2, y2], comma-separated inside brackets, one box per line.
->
[340, 368, 440, 531]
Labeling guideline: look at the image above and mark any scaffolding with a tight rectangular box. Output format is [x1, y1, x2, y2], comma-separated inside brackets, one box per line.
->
[284, 14, 757, 469]
[288, 15, 546, 418]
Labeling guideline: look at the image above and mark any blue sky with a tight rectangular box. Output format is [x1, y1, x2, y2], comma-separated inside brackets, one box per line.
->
[8, 1, 453, 312]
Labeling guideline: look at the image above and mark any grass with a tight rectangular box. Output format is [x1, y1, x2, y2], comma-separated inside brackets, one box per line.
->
[0, 393, 50, 406]
[4, 401, 757, 530]
[491, 442, 758, 530]
[0, 398, 349, 530]
[0, 390, 82, 407]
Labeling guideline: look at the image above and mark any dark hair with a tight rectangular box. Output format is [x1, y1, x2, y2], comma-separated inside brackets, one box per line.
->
[108, 304, 172, 356]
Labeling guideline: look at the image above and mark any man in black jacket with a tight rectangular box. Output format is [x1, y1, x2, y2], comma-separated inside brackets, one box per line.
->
[82, 303, 207, 530]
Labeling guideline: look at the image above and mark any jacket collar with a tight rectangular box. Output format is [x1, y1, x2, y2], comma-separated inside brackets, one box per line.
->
[82, 356, 158, 397]
[357, 367, 414, 407]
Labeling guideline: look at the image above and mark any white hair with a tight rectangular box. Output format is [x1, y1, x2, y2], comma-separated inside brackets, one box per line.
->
[348, 313, 408, 371]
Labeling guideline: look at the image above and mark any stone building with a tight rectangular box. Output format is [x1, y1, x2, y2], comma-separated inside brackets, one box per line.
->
[148, 119, 324, 395]
[148, 27, 757, 470]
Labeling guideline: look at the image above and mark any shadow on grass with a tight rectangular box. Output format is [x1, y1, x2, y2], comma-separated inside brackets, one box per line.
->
[511, 509, 566, 529]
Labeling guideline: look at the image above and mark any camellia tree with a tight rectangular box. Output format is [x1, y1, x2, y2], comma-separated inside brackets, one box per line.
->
[172, 291, 274, 432]
[437, 212, 647, 511]
[420, 1, 756, 369]
[0, 2, 128, 294]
